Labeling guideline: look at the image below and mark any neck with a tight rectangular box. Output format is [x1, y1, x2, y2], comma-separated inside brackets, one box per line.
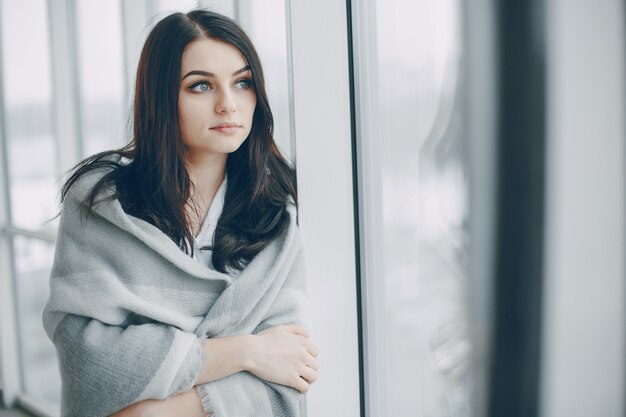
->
[185, 152, 227, 217]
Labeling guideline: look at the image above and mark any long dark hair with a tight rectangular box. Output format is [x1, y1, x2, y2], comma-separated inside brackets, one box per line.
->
[61, 9, 297, 273]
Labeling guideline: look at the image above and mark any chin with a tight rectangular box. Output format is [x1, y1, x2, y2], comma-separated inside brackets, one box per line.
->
[223, 139, 247, 153]
[211, 138, 246, 155]
[185, 134, 249, 157]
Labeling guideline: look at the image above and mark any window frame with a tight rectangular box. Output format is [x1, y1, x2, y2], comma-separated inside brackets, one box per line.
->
[287, 0, 362, 415]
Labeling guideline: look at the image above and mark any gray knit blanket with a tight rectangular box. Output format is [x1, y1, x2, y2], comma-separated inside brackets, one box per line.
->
[42, 164, 309, 417]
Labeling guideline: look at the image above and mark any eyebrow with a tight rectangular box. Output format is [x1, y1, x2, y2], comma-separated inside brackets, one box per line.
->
[181, 65, 251, 80]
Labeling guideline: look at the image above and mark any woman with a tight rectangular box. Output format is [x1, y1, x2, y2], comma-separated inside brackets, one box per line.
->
[42, 9, 319, 417]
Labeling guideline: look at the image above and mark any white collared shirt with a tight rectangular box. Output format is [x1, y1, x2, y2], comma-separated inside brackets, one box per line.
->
[191, 174, 227, 271]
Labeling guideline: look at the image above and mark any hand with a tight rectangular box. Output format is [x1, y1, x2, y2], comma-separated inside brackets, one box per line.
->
[429, 314, 470, 380]
[248, 324, 320, 393]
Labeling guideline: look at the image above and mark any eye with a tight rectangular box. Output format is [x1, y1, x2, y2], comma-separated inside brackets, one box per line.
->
[190, 81, 210, 92]
[235, 79, 253, 89]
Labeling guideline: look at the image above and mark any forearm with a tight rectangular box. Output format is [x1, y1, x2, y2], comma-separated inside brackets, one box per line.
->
[113, 335, 257, 417]
[114, 327, 316, 417]
[112, 389, 206, 417]
[194, 334, 255, 385]
[159, 389, 206, 416]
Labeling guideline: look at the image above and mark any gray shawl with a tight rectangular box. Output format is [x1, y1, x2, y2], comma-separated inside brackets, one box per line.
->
[42, 164, 310, 417]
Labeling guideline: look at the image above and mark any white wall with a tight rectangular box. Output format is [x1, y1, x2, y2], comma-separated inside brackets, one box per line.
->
[288, 0, 362, 416]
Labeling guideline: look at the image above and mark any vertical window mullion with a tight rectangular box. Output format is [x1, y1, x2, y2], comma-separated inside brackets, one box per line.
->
[284, 0, 297, 165]
[489, 2, 546, 416]
[0, 0, 21, 404]
[463, 1, 498, 416]
[346, 0, 388, 415]
[0, 236, 21, 409]
[48, 0, 82, 178]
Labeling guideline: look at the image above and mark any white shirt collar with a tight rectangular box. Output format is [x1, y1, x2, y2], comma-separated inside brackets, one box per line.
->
[194, 174, 227, 243]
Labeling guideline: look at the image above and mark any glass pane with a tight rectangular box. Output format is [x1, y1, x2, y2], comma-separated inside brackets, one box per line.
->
[363, 0, 470, 415]
[155, 0, 201, 16]
[76, 0, 127, 157]
[14, 235, 61, 410]
[198, 0, 235, 18]
[240, 0, 292, 161]
[0, 0, 58, 232]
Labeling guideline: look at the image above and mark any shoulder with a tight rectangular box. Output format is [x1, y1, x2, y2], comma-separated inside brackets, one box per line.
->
[284, 202, 301, 240]
[63, 153, 122, 206]
[285, 200, 298, 220]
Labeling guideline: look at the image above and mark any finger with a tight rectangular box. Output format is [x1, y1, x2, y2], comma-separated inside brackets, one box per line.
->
[450, 360, 468, 380]
[306, 356, 320, 371]
[286, 323, 309, 337]
[432, 339, 470, 374]
[306, 339, 319, 357]
[295, 377, 310, 394]
[300, 366, 318, 384]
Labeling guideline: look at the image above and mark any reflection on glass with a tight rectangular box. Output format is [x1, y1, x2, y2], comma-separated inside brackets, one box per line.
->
[372, 0, 469, 415]
[0, 0, 58, 231]
[14, 235, 61, 410]
[76, 0, 126, 157]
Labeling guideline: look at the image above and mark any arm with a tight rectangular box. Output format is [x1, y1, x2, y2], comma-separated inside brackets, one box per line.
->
[111, 335, 252, 417]
[190, 220, 317, 416]
[45, 313, 204, 417]
[115, 327, 319, 417]
[197, 330, 318, 389]
[194, 334, 255, 384]
[111, 334, 254, 417]
[193, 325, 318, 416]
[49, 316, 254, 417]
[118, 210, 316, 417]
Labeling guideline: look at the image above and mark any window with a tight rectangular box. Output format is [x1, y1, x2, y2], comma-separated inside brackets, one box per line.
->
[349, 0, 470, 415]
[75, 0, 126, 157]
[0, 0, 61, 412]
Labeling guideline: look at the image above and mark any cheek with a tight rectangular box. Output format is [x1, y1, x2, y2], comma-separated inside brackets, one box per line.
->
[244, 94, 257, 118]
[178, 106, 203, 146]
[179, 100, 204, 130]
[178, 99, 189, 126]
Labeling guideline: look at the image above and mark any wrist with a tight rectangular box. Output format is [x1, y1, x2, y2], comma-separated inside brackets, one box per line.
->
[157, 390, 206, 417]
[196, 334, 256, 384]
[239, 334, 257, 373]
[130, 399, 161, 417]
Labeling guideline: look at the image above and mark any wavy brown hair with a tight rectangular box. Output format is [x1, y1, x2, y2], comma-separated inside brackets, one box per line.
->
[61, 9, 297, 273]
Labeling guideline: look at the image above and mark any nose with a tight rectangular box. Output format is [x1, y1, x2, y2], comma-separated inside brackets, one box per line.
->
[215, 89, 237, 114]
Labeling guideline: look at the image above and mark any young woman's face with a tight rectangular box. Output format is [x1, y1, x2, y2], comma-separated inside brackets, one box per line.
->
[178, 38, 257, 161]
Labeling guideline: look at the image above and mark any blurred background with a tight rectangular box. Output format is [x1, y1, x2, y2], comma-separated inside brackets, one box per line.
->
[0, 1, 623, 417]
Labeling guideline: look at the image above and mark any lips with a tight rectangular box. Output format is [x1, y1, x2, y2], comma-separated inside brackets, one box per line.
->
[211, 122, 241, 129]
[210, 122, 242, 135]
